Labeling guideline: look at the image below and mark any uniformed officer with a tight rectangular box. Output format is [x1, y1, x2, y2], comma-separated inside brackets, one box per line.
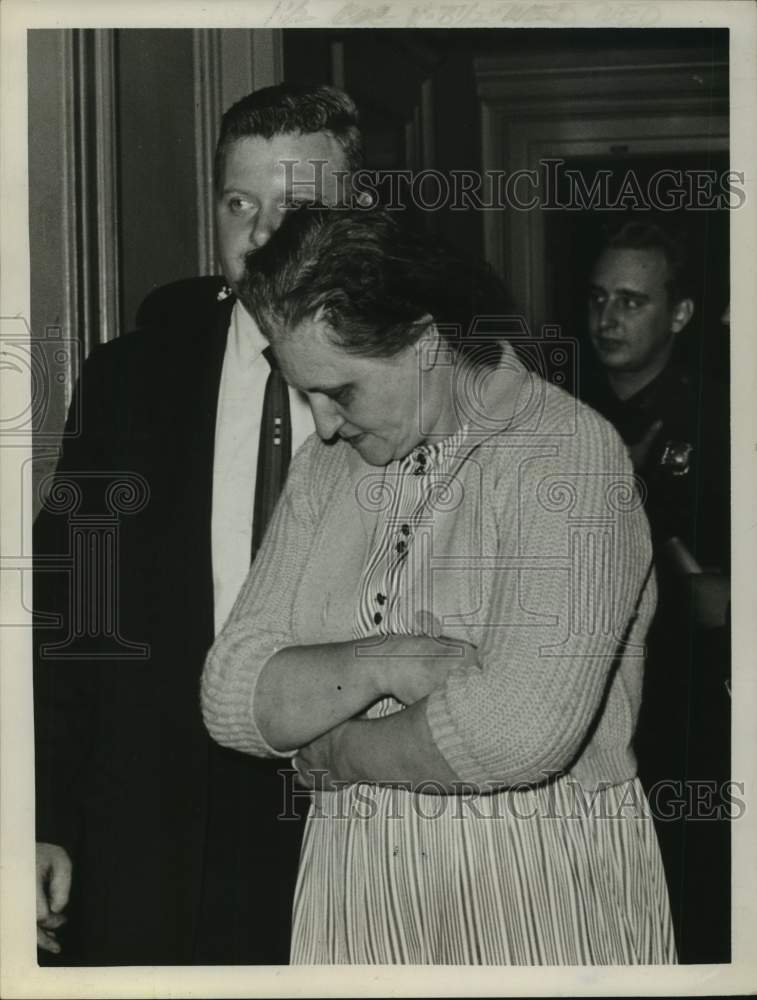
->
[582, 220, 730, 963]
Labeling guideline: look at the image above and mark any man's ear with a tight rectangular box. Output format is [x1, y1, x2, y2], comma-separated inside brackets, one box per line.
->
[671, 297, 694, 333]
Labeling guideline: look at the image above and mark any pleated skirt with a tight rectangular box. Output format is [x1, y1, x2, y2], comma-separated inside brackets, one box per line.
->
[290, 775, 676, 965]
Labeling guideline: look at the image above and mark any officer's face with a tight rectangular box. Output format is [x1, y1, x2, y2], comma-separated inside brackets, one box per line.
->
[215, 132, 349, 294]
[588, 248, 683, 379]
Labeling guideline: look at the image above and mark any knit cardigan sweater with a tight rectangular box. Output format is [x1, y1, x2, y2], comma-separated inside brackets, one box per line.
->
[202, 365, 656, 792]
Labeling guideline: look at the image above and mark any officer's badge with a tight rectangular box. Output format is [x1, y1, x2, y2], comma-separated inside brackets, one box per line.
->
[660, 440, 693, 477]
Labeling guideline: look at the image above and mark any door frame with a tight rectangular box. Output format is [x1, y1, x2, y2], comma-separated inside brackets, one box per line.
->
[475, 48, 729, 333]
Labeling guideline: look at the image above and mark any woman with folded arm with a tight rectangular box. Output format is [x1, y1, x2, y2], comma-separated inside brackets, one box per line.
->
[201, 205, 675, 965]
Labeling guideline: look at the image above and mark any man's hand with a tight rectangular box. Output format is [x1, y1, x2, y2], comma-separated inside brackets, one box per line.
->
[36, 842, 72, 954]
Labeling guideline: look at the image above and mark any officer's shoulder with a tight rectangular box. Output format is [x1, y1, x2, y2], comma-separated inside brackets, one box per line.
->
[661, 360, 720, 421]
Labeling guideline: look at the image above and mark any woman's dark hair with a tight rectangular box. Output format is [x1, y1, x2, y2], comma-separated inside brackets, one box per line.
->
[214, 84, 362, 193]
[240, 205, 515, 367]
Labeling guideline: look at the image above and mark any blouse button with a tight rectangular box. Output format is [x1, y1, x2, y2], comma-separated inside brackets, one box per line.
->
[396, 540, 407, 554]
[376, 593, 386, 605]
[400, 524, 410, 536]
[374, 612, 383, 624]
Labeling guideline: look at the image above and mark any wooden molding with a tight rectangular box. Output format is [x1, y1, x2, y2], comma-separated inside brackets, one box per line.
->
[60, 30, 80, 391]
[59, 29, 122, 354]
[28, 30, 120, 509]
[193, 30, 223, 278]
[474, 49, 729, 331]
[330, 40, 345, 90]
[420, 77, 435, 170]
[475, 49, 728, 109]
[93, 30, 121, 345]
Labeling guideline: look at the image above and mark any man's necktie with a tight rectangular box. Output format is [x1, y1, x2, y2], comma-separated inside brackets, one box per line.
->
[251, 346, 292, 562]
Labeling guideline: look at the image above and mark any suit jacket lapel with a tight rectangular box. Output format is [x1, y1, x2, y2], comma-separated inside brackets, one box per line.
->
[176, 295, 234, 643]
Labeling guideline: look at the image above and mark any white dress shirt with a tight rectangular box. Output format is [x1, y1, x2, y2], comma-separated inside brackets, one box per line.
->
[211, 300, 314, 634]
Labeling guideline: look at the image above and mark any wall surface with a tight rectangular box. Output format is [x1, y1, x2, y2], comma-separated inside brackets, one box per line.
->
[28, 30, 76, 514]
[117, 30, 199, 329]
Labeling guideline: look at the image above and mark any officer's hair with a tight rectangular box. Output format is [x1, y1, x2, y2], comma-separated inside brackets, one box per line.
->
[214, 84, 362, 194]
[600, 221, 693, 304]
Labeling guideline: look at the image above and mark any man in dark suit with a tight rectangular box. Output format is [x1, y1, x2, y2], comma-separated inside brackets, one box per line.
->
[33, 83, 363, 965]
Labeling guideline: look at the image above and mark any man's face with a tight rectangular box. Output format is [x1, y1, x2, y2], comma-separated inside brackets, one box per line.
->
[588, 247, 684, 380]
[215, 131, 348, 293]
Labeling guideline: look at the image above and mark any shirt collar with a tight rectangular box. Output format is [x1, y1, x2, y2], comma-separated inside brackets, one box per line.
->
[228, 299, 269, 361]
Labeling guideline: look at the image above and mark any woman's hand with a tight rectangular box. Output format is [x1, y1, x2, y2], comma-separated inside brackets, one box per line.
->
[292, 633, 478, 789]
[364, 633, 479, 707]
[293, 723, 348, 790]
[294, 698, 462, 792]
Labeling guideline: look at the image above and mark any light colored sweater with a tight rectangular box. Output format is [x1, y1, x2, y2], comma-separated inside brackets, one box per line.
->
[202, 364, 656, 791]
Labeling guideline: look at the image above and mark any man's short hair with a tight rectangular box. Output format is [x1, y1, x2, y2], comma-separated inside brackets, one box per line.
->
[598, 220, 693, 304]
[214, 83, 362, 192]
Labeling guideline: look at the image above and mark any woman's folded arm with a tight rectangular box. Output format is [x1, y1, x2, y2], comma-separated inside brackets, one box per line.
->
[296, 699, 461, 790]
[255, 633, 477, 751]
